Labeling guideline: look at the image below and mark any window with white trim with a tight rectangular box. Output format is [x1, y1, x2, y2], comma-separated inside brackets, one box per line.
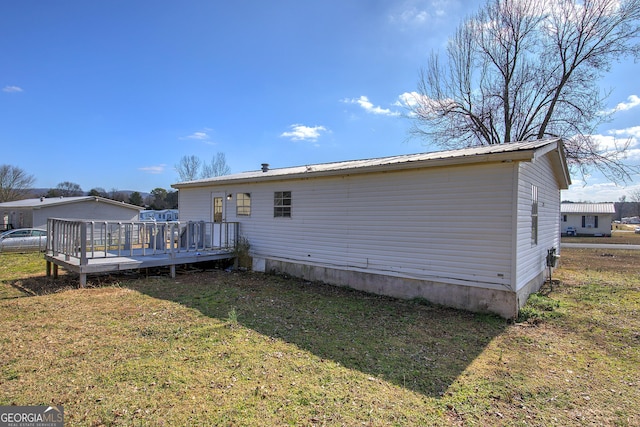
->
[274, 191, 291, 218]
[236, 193, 251, 216]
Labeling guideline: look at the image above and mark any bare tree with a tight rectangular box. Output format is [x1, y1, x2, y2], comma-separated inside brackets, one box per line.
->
[175, 152, 231, 181]
[408, 0, 640, 183]
[0, 164, 35, 202]
[175, 155, 202, 182]
[201, 152, 231, 178]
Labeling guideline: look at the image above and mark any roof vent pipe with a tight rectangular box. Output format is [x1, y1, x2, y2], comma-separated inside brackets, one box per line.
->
[261, 163, 270, 172]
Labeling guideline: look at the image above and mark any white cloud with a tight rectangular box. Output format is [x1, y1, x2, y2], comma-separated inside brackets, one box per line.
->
[604, 95, 640, 114]
[395, 91, 430, 109]
[395, 91, 455, 118]
[598, 128, 640, 160]
[388, 0, 453, 26]
[343, 96, 400, 117]
[589, 134, 627, 151]
[562, 129, 640, 201]
[139, 164, 166, 174]
[280, 124, 328, 142]
[610, 126, 640, 139]
[180, 129, 217, 145]
[562, 181, 640, 203]
[389, 7, 430, 25]
[183, 131, 209, 140]
[3, 85, 23, 93]
[568, 131, 640, 164]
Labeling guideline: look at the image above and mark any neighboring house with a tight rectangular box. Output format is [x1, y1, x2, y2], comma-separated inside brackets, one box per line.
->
[140, 209, 179, 222]
[173, 139, 570, 318]
[0, 196, 143, 231]
[561, 203, 615, 236]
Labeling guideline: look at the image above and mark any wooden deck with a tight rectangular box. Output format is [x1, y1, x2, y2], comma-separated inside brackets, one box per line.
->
[45, 248, 235, 284]
[45, 218, 238, 286]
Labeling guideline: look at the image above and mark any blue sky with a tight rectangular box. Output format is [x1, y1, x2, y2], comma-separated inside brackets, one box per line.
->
[1, 0, 638, 201]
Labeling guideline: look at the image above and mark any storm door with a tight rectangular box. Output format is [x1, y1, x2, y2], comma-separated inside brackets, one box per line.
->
[213, 194, 224, 223]
[212, 192, 226, 248]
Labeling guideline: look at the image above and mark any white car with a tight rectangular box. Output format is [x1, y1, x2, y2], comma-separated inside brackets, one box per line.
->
[0, 228, 47, 252]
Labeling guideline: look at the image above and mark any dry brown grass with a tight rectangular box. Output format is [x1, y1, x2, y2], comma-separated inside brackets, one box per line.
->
[1, 249, 639, 426]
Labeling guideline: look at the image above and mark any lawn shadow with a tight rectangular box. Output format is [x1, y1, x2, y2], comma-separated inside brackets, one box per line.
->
[9, 267, 509, 398]
[2, 272, 126, 298]
[125, 268, 508, 398]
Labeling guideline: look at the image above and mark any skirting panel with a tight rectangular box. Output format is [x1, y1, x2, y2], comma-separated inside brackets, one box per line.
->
[263, 258, 522, 319]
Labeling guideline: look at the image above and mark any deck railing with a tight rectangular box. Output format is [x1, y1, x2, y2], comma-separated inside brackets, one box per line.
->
[47, 218, 238, 264]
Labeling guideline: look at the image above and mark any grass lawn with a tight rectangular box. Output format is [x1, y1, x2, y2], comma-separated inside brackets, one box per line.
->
[0, 250, 638, 426]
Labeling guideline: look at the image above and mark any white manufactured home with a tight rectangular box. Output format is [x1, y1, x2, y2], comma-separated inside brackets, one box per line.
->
[173, 139, 570, 318]
[0, 196, 142, 231]
[140, 209, 179, 222]
[561, 202, 615, 236]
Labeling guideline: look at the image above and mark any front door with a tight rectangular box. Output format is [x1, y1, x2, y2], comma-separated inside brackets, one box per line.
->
[212, 193, 226, 247]
[212, 193, 225, 223]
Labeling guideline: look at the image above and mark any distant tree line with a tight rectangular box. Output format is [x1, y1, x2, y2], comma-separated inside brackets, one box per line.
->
[45, 183, 178, 210]
[0, 164, 179, 209]
[1, 153, 230, 207]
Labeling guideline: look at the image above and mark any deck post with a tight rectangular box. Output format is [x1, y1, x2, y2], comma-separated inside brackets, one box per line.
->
[80, 222, 88, 267]
[79, 273, 86, 287]
[170, 264, 176, 278]
[53, 264, 58, 279]
[46, 260, 51, 277]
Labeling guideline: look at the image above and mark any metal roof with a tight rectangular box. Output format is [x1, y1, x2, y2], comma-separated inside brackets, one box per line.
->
[0, 196, 143, 210]
[560, 203, 616, 214]
[173, 139, 570, 189]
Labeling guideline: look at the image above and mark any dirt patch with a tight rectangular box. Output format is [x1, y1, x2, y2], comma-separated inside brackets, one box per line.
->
[560, 248, 640, 275]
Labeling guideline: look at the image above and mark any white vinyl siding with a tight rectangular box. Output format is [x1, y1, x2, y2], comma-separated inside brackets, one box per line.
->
[514, 155, 561, 291]
[31, 202, 140, 231]
[179, 162, 518, 291]
[178, 189, 214, 221]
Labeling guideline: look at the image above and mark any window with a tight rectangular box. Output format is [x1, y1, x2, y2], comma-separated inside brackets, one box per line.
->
[531, 185, 538, 245]
[274, 191, 292, 217]
[236, 193, 251, 216]
[563, 214, 567, 222]
[582, 215, 599, 228]
[6, 230, 30, 238]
